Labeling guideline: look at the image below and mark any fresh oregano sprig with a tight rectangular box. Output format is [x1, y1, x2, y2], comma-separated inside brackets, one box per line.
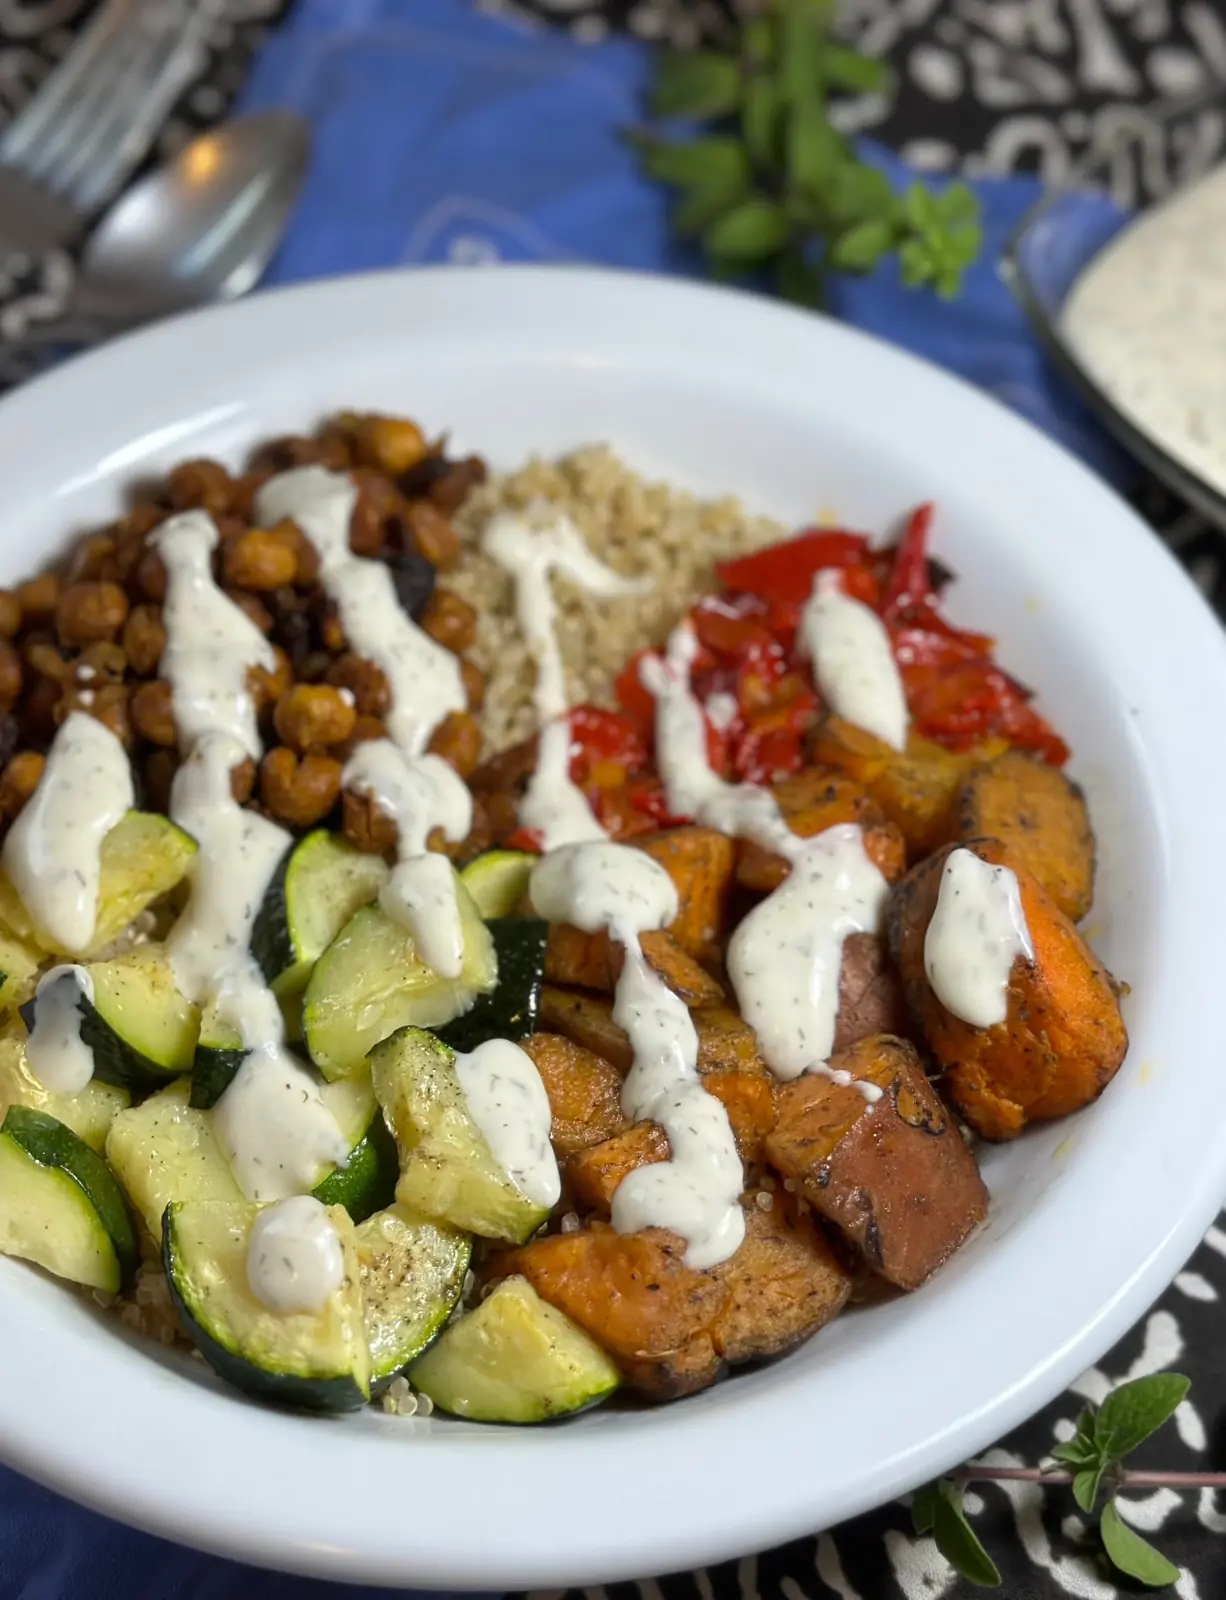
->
[913, 1373, 1205, 1589]
[631, 0, 982, 306]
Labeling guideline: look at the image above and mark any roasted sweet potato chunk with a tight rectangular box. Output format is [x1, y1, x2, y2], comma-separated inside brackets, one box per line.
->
[544, 925, 723, 1006]
[702, 1072, 776, 1162]
[736, 767, 906, 893]
[539, 985, 634, 1072]
[888, 840, 1128, 1141]
[503, 1226, 728, 1398]
[764, 1035, 988, 1290]
[811, 717, 1007, 861]
[519, 1032, 626, 1158]
[832, 933, 910, 1053]
[709, 1192, 851, 1363]
[567, 1122, 670, 1212]
[693, 1005, 770, 1077]
[635, 827, 736, 963]
[953, 751, 1094, 922]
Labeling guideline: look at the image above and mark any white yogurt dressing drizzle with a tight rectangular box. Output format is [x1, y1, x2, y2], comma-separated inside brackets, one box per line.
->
[24, 965, 95, 1094]
[3, 712, 134, 953]
[154, 512, 348, 1240]
[483, 509, 647, 852]
[799, 569, 907, 751]
[924, 847, 1033, 1028]
[452, 1037, 561, 1209]
[246, 1195, 345, 1313]
[255, 467, 472, 972]
[642, 622, 889, 1100]
[531, 844, 745, 1267]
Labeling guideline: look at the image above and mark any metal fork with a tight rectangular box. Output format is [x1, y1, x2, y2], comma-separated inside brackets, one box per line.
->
[0, 0, 220, 261]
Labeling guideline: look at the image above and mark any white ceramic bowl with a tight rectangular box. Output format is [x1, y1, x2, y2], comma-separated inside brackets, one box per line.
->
[0, 266, 1223, 1591]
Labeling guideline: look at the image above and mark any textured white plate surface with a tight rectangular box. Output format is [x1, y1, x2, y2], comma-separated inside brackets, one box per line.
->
[0, 266, 1222, 1591]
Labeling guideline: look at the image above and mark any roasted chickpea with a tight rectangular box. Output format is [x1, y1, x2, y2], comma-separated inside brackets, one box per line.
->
[428, 795, 493, 864]
[349, 468, 406, 559]
[0, 591, 20, 639]
[16, 572, 61, 625]
[344, 714, 387, 750]
[320, 606, 345, 654]
[24, 640, 71, 682]
[406, 502, 461, 571]
[63, 683, 131, 748]
[260, 748, 342, 829]
[341, 788, 398, 854]
[0, 751, 45, 818]
[222, 528, 298, 592]
[284, 521, 320, 587]
[326, 654, 390, 718]
[0, 642, 21, 711]
[249, 435, 323, 474]
[168, 458, 234, 515]
[425, 455, 486, 516]
[77, 642, 127, 686]
[141, 749, 177, 816]
[230, 756, 256, 805]
[419, 589, 477, 655]
[130, 680, 177, 747]
[56, 581, 129, 647]
[427, 710, 481, 778]
[65, 534, 120, 584]
[224, 589, 274, 635]
[230, 469, 272, 521]
[122, 604, 168, 676]
[134, 548, 167, 603]
[20, 676, 60, 743]
[247, 646, 292, 713]
[459, 656, 486, 711]
[111, 505, 164, 581]
[352, 414, 429, 477]
[273, 684, 357, 752]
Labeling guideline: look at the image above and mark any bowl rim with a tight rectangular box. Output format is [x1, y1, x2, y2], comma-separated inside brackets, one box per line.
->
[1, 263, 1226, 1589]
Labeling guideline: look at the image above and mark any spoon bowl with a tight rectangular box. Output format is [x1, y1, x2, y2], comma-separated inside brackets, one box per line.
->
[75, 111, 310, 321]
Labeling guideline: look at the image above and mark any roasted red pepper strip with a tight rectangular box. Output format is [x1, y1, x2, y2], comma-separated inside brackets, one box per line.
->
[505, 826, 543, 854]
[614, 650, 658, 742]
[567, 706, 647, 785]
[715, 529, 870, 606]
[882, 502, 937, 621]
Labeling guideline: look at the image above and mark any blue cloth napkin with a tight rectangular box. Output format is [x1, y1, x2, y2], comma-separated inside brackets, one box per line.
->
[0, 3, 1130, 1596]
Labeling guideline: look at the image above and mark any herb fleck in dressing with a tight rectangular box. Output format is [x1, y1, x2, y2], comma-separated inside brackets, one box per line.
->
[924, 848, 1033, 1028]
[3, 712, 134, 952]
[1063, 164, 1226, 501]
[24, 965, 95, 1095]
[246, 1194, 344, 1314]
[452, 1037, 561, 1210]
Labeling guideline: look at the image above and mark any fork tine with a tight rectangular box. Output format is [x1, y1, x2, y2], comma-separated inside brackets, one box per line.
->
[21, 1, 171, 191]
[65, 2, 217, 214]
[0, 0, 137, 165]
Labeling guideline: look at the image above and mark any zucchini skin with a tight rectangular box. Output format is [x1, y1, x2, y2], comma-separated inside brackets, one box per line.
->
[20, 989, 179, 1096]
[437, 917, 547, 1055]
[162, 1205, 369, 1414]
[313, 1111, 399, 1224]
[247, 841, 296, 988]
[189, 1041, 248, 1111]
[3, 1105, 137, 1287]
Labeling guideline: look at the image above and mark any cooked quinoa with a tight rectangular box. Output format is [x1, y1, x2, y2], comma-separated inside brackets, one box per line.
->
[450, 446, 788, 754]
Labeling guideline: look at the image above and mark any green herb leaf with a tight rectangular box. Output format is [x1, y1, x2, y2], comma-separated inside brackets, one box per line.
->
[829, 217, 894, 272]
[825, 160, 894, 228]
[1072, 1463, 1107, 1515]
[786, 97, 844, 205]
[674, 178, 749, 237]
[823, 43, 891, 93]
[742, 15, 775, 66]
[898, 237, 933, 288]
[640, 137, 749, 192]
[934, 182, 979, 225]
[650, 52, 743, 119]
[904, 182, 941, 232]
[910, 1480, 942, 1536]
[1094, 1374, 1190, 1463]
[932, 1485, 1002, 1589]
[704, 196, 791, 260]
[742, 75, 783, 170]
[779, 0, 825, 106]
[1049, 1440, 1100, 1469]
[1100, 1499, 1181, 1587]
[775, 244, 824, 307]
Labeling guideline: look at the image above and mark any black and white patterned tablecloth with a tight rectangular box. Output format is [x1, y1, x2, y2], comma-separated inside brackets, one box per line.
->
[2, 3, 1225, 1597]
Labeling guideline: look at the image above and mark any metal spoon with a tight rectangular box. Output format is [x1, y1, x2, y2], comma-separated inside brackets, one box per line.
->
[1, 111, 310, 370]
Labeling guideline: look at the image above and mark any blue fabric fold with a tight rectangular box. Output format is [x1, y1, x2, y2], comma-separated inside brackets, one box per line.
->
[0, 1, 1132, 1595]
